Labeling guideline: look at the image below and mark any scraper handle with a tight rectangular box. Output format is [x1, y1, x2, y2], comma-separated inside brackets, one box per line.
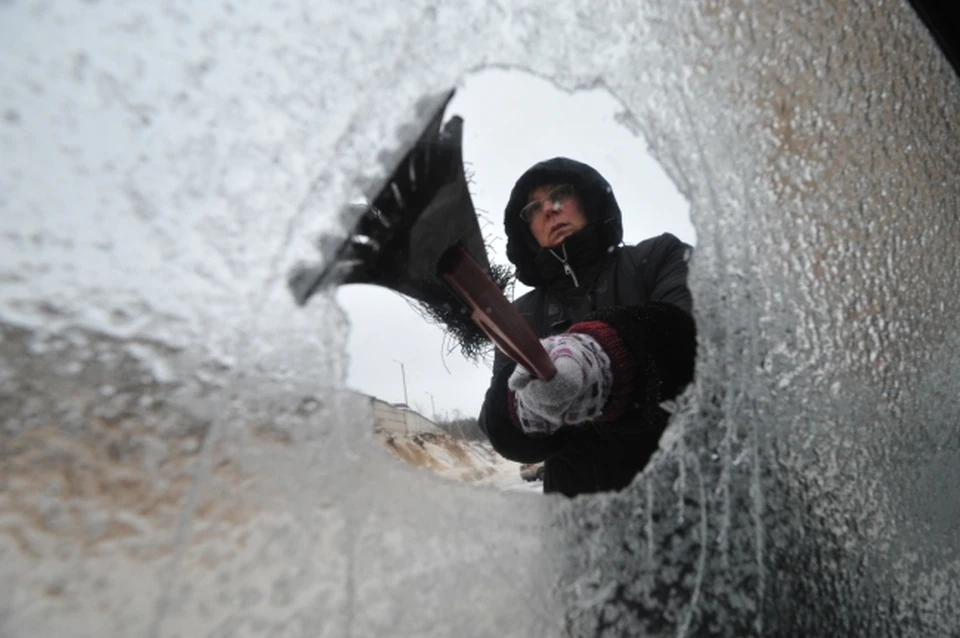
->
[440, 246, 557, 382]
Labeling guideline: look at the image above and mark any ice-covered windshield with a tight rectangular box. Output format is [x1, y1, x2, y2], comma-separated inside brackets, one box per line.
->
[2, 1, 958, 636]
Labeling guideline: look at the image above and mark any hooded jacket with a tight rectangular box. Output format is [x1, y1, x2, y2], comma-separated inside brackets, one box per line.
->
[478, 158, 697, 497]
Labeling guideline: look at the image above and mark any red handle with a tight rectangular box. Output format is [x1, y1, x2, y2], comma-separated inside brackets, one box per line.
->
[440, 246, 556, 381]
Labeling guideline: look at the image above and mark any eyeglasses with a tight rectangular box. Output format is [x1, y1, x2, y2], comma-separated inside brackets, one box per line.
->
[519, 184, 576, 223]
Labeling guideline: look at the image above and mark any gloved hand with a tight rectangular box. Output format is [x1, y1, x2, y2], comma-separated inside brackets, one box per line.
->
[508, 332, 612, 435]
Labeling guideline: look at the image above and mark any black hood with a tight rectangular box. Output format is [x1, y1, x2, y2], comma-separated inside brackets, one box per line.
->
[504, 158, 624, 287]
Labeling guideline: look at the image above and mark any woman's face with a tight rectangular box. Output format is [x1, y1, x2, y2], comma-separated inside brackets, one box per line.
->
[524, 184, 588, 248]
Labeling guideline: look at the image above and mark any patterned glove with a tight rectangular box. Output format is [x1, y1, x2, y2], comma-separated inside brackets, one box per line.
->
[507, 332, 613, 435]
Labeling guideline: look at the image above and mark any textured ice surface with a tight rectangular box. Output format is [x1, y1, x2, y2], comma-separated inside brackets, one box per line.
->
[2, 1, 959, 637]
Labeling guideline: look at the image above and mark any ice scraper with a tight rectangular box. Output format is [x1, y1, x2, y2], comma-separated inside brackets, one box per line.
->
[288, 89, 557, 381]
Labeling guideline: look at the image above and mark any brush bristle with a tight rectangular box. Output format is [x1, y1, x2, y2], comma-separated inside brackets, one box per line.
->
[413, 263, 515, 361]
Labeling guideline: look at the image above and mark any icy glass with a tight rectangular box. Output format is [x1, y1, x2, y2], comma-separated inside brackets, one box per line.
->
[1, 1, 958, 637]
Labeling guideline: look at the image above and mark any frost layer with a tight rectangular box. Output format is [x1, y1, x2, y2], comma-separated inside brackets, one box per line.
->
[1, 1, 959, 637]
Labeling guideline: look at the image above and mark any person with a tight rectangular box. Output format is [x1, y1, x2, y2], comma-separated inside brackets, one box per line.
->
[477, 157, 697, 497]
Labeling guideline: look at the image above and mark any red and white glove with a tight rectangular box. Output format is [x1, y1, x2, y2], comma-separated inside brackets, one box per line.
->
[507, 333, 613, 435]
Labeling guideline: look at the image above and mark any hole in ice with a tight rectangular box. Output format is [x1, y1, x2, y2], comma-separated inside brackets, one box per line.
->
[336, 67, 695, 496]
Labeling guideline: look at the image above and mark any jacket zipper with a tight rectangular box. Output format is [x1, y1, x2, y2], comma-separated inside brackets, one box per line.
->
[550, 244, 580, 288]
[563, 262, 580, 288]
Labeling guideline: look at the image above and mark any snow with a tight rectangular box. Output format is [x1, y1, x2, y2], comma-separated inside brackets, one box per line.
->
[2, 1, 960, 636]
[374, 427, 541, 492]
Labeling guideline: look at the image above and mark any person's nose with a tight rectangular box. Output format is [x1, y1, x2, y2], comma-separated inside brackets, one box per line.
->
[541, 199, 561, 220]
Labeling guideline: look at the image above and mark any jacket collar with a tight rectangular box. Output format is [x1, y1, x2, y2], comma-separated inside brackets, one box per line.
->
[534, 226, 611, 299]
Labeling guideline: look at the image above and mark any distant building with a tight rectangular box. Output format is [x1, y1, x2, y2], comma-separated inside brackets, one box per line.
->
[337, 390, 439, 435]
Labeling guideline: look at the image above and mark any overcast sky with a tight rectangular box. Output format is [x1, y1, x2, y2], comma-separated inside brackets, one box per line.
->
[337, 68, 696, 420]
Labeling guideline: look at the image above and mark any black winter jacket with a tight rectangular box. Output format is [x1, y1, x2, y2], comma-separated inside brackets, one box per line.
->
[478, 158, 697, 497]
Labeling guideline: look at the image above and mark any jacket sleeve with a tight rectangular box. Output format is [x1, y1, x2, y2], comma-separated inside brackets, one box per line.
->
[477, 348, 571, 463]
[569, 301, 697, 423]
[568, 236, 697, 422]
[642, 233, 694, 315]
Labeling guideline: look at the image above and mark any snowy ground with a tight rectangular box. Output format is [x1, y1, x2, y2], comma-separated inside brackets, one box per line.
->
[477, 461, 544, 494]
[376, 429, 543, 494]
